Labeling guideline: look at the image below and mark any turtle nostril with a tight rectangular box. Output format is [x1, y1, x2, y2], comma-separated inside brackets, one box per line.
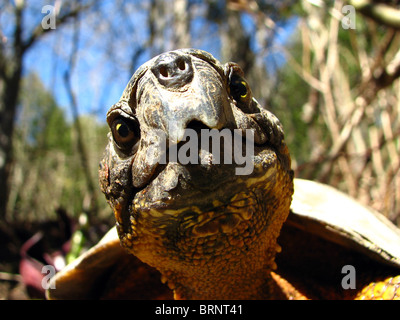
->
[178, 59, 186, 71]
[159, 66, 169, 78]
[151, 52, 193, 88]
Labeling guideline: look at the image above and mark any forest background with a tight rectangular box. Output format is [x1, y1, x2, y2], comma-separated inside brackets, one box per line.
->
[1, 0, 400, 299]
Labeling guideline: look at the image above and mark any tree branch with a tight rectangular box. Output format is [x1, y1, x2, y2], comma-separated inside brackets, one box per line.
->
[22, 1, 94, 53]
[349, 0, 400, 29]
[63, 13, 99, 221]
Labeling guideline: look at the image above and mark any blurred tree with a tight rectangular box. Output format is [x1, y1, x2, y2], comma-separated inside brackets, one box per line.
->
[349, 0, 400, 29]
[9, 72, 109, 223]
[280, 0, 400, 222]
[0, 0, 95, 220]
[10, 72, 72, 221]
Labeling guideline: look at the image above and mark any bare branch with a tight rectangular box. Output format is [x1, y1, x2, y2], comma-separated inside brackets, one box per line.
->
[63, 13, 99, 221]
[349, 0, 400, 29]
[22, 1, 94, 52]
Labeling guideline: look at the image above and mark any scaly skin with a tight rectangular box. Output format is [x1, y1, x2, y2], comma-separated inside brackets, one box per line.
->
[356, 276, 400, 300]
[116, 161, 293, 300]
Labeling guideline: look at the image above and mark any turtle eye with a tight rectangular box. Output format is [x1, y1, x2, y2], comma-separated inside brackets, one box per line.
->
[111, 117, 140, 150]
[230, 76, 249, 102]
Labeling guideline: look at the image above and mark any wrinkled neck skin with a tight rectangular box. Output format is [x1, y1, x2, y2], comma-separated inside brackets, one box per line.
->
[127, 170, 294, 300]
[165, 236, 287, 300]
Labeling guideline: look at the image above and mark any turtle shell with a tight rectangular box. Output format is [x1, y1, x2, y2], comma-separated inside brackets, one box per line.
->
[277, 179, 400, 299]
[45, 226, 172, 299]
[46, 178, 400, 300]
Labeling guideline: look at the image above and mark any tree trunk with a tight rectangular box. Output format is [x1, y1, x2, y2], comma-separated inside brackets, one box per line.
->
[172, 0, 191, 48]
[0, 4, 24, 220]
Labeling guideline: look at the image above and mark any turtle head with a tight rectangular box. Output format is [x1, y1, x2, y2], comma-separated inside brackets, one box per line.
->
[99, 49, 294, 299]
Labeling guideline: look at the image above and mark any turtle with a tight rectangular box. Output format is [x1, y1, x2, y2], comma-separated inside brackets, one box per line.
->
[46, 49, 400, 300]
